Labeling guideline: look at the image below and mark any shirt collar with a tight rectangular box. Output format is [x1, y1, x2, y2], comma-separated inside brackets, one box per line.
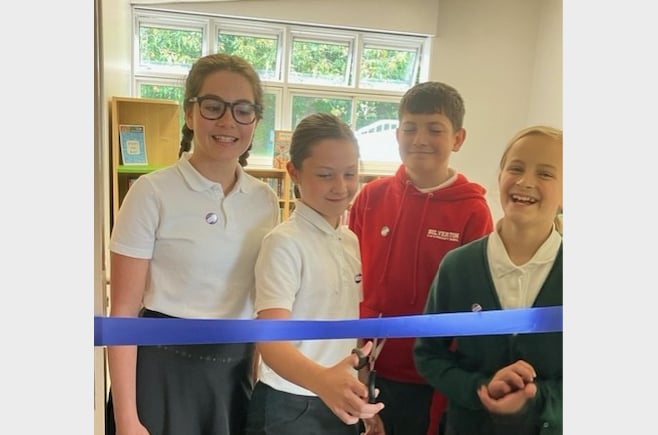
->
[488, 222, 562, 277]
[416, 168, 457, 193]
[177, 152, 249, 194]
[293, 201, 342, 236]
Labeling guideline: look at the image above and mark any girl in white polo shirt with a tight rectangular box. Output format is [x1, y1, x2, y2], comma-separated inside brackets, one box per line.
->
[245, 112, 385, 435]
[106, 53, 280, 435]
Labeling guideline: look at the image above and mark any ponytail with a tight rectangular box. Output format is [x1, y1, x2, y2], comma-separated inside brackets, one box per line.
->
[179, 124, 194, 157]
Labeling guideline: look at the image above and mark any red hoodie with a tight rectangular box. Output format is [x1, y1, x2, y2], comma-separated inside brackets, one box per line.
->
[348, 165, 493, 383]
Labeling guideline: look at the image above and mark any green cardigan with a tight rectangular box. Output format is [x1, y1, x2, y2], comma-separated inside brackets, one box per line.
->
[414, 236, 562, 435]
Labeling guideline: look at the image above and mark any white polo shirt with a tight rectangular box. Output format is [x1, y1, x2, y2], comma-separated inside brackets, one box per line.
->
[254, 201, 362, 396]
[487, 223, 562, 309]
[110, 153, 280, 319]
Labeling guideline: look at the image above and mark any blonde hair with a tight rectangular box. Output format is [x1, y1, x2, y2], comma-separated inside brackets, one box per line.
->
[499, 125, 563, 234]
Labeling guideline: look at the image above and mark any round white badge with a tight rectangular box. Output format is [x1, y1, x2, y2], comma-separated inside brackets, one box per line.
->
[205, 213, 218, 225]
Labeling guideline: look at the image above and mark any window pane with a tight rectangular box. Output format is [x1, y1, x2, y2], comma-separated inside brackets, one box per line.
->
[355, 100, 399, 130]
[291, 95, 352, 128]
[290, 39, 350, 86]
[355, 100, 400, 162]
[218, 33, 279, 80]
[139, 25, 202, 69]
[251, 92, 277, 163]
[139, 83, 184, 102]
[360, 46, 417, 91]
[139, 83, 185, 131]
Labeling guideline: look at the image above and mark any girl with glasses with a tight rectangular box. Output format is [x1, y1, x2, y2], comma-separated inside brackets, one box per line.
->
[106, 53, 280, 435]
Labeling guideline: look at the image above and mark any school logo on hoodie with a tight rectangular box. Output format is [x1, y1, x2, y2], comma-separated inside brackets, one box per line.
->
[426, 229, 460, 242]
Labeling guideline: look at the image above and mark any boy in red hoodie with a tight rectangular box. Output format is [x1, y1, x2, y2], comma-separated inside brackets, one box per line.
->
[348, 81, 494, 435]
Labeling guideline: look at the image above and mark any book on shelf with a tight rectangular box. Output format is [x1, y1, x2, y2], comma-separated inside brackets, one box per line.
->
[262, 177, 283, 196]
[119, 124, 148, 165]
[273, 130, 292, 169]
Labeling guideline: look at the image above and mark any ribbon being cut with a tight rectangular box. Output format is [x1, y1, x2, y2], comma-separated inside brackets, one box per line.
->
[94, 305, 562, 346]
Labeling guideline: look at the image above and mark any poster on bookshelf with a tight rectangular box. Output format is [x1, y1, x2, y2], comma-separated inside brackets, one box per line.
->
[119, 124, 148, 165]
[273, 130, 292, 169]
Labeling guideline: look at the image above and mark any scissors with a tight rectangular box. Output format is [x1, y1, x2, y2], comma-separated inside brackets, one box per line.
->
[352, 335, 387, 404]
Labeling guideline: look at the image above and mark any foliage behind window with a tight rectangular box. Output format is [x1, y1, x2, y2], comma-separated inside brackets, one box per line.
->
[133, 8, 429, 169]
[218, 33, 279, 80]
[139, 26, 202, 68]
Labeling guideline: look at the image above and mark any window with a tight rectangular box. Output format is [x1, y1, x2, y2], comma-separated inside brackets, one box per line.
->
[289, 33, 352, 86]
[360, 37, 421, 91]
[133, 8, 429, 171]
[217, 23, 284, 81]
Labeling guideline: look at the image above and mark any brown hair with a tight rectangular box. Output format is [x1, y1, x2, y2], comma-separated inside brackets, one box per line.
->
[289, 112, 359, 169]
[179, 53, 264, 166]
[499, 125, 563, 234]
[398, 81, 465, 131]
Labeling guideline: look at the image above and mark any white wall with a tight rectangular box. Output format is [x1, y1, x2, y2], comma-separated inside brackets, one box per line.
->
[431, 0, 562, 219]
[153, 0, 440, 35]
[527, 0, 563, 128]
[96, 3, 132, 431]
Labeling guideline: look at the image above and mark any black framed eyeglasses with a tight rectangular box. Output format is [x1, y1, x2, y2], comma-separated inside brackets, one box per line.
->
[188, 95, 261, 125]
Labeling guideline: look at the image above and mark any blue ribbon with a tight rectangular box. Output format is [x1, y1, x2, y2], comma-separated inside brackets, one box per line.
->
[94, 306, 562, 346]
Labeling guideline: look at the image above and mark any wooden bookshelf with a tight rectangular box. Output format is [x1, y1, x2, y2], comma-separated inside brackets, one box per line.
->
[110, 96, 180, 225]
[243, 167, 293, 220]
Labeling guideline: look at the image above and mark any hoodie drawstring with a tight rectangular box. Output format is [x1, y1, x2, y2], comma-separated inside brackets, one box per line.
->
[378, 180, 411, 289]
[410, 192, 432, 305]
[379, 180, 433, 306]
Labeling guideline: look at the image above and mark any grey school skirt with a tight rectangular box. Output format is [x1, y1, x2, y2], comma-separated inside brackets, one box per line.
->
[106, 309, 254, 435]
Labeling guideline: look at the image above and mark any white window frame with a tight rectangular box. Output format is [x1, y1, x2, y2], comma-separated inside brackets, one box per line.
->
[133, 12, 209, 82]
[132, 7, 430, 172]
[214, 19, 286, 81]
[359, 34, 424, 91]
[287, 27, 356, 87]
